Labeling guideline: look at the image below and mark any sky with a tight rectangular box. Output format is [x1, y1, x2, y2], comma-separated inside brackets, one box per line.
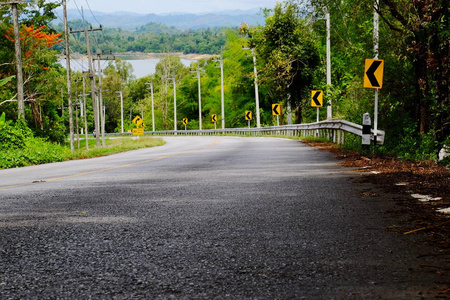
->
[63, 0, 282, 14]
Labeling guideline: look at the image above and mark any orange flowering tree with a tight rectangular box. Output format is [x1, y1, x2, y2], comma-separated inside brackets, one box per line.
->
[5, 24, 62, 72]
[5, 24, 65, 132]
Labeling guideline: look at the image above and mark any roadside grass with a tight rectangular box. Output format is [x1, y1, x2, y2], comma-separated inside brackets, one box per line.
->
[70, 136, 166, 159]
[0, 136, 165, 169]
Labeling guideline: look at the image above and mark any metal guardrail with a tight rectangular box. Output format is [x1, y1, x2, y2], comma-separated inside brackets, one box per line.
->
[109, 119, 385, 145]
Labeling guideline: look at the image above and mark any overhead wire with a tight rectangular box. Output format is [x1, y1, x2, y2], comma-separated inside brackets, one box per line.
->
[84, 0, 116, 73]
[50, 6, 87, 73]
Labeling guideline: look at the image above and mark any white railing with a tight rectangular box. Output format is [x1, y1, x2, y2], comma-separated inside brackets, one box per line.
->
[109, 119, 385, 145]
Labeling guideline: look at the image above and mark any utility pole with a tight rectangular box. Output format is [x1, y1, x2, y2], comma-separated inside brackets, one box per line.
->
[70, 23, 103, 147]
[97, 58, 104, 146]
[243, 47, 260, 128]
[213, 51, 225, 129]
[63, 0, 74, 152]
[145, 82, 155, 132]
[326, 7, 332, 120]
[373, 0, 380, 143]
[163, 76, 177, 131]
[116, 91, 124, 133]
[82, 74, 89, 150]
[191, 63, 202, 131]
[169, 78, 177, 132]
[94, 54, 114, 146]
[74, 78, 80, 149]
[1, 1, 27, 119]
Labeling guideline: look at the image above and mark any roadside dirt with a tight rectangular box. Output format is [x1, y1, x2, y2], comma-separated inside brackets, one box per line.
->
[303, 140, 450, 295]
[303, 140, 450, 249]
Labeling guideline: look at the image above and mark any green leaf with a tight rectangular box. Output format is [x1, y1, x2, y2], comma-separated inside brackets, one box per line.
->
[0, 76, 15, 87]
[0, 112, 5, 125]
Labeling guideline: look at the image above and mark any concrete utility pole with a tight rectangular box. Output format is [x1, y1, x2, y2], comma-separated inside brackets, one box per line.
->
[191, 63, 202, 131]
[97, 59, 105, 146]
[243, 47, 260, 128]
[251, 49, 260, 128]
[326, 7, 332, 120]
[213, 50, 225, 129]
[63, 0, 74, 152]
[94, 54, 114, 146]
[73, 78, 80, 149]
[169, 78, 177, 132]
[115, 91, 124, 133]
[163, 76, 177, 131]
[145, 82, 155, 132]
[373, 0, 380, 143]
[82, 74, 89, 150]
[70, 24, 103, 147]
[1, 1, 27, 119]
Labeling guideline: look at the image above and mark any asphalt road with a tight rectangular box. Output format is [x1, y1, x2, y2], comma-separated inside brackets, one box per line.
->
[0, 136, 447, 299]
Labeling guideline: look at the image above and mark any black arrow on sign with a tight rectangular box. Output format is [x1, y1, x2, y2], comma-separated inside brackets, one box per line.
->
[272, 105, 280, 115]
[366, 60, 382, 88]
[212, 115, 217, 122]
[312, 91, 322, 106]
[246, 111, 251, 120]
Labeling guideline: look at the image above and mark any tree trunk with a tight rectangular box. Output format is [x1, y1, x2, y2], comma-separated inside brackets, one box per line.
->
[294, 105, 302, 124]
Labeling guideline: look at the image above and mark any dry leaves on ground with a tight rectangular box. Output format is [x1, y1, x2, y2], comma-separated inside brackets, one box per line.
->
[302, 140, 450, 250]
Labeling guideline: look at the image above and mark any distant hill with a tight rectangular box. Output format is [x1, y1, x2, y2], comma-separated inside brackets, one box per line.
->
[56, 9, 265, 30]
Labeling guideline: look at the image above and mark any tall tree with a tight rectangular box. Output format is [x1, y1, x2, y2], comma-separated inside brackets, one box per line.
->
[155, 55, 186, 130]
[242, 2, 320, 124]
[377, 0, 449, 146]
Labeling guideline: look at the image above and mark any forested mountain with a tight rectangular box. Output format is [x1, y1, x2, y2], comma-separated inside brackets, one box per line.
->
[55, 9, 265, 30]
[49, 8, 263, 54]
[52, 21, 228, 54]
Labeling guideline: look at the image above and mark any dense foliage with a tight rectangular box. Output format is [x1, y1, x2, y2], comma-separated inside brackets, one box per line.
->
[53, 21, 228, 55]
[0, 113, 71, 168]
[0, 0, 448, 168]
[307, 0, 449, 159]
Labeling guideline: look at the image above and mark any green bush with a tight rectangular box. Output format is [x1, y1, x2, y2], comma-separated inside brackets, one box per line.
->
[0, 138, 71, 169]
[391, 127, 438, 161]
[0, 118, 33, 150]
[0, 116, 71, 169]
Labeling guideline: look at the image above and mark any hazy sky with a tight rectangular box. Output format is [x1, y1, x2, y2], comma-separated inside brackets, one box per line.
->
[63, 0, 282, 14]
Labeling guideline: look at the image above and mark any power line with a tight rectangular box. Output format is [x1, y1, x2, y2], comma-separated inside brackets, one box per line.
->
[85, 0, 101, 26]
[51, 10, 88, 72]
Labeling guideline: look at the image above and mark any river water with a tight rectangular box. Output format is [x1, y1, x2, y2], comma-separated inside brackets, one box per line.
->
[58, 58, 196, 79]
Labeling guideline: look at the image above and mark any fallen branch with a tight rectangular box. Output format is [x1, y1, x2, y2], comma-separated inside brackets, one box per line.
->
[403, 220, 450, 235]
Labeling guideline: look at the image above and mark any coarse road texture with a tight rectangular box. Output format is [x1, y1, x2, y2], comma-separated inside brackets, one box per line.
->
[0, 136, 447, 299]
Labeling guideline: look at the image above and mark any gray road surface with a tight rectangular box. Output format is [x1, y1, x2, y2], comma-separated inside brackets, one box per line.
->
[0, 136, 447, 299]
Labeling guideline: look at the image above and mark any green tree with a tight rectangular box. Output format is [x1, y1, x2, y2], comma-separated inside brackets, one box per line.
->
[221, 30, 259, 127]
[102, 59, 136, 132]
[309, 0, 449, 157]
[243, 2, 321, 124]
[155, 55, 188, 130]
[1, 1, 64, 142]
[377, 0, 449, 149]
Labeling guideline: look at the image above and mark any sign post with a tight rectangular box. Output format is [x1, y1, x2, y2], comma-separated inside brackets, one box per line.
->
[311, 90, 323, 124]
[132, 115, 144, 138]
[364, 59, 384, 145]
[183, 118, 188, 130]
[272, 104, 281, 126]
[212, 114, 217, 130]
[364, 0, 384, 145]
[245, 111, 252, 129]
